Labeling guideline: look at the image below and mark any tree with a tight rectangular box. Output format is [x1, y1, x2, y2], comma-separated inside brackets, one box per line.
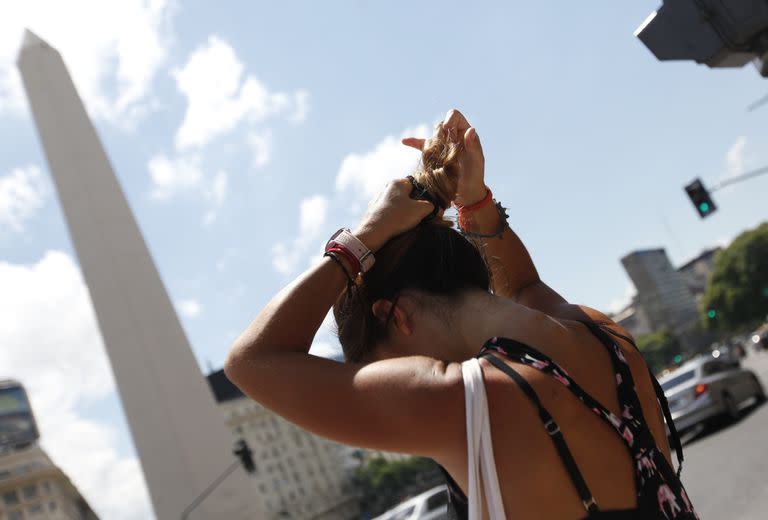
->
[355, 456, 443, 518]
[636, 329, 682, 375]
[701, 222, 768, 331]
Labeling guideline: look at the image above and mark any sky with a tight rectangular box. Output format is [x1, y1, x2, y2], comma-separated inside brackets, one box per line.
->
[1, 1, 767, 519]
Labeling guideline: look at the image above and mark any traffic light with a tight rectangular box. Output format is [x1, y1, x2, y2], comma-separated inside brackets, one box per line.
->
[636, 1, 768, 77]
[684, 178, 717, 218]
[233, 439, 256, 474]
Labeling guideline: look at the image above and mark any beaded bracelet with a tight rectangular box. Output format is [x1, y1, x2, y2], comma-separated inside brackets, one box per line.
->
[457, 200, 510, 239]
[324, 251, 355, 285]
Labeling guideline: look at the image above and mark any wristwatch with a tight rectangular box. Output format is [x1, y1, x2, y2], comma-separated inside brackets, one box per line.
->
[325, 228, 375, 273]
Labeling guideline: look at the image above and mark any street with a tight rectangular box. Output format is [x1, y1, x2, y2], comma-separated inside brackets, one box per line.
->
[681, 350, 768, 520]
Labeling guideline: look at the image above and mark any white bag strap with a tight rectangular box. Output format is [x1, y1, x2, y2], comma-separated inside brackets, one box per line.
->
[462, 359, 507, 519]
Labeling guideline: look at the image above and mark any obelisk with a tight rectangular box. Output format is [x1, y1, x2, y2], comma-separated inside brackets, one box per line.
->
[17, 30, 263, 519]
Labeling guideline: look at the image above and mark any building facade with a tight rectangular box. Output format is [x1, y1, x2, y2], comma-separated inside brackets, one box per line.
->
[677, 247, 721, 305]
[621, 249, 700, 338]
[611, 301, 653, 340]
[207, 371, 360, 520]
[0, 446, 98, 520]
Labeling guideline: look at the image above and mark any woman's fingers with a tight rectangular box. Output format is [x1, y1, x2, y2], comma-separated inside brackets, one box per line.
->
[443, 109, 470, 135]
[463, 126, 483, 159]
[401, 137, 425, 150]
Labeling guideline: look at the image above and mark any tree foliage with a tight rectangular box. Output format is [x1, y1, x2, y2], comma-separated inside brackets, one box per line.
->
[701, 222, 768, 331]
[355, 456, 443, 518]
[636, 329, 681, 375]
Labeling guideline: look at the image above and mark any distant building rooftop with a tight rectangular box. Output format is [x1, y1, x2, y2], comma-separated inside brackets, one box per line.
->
[677, 247, 721, 272]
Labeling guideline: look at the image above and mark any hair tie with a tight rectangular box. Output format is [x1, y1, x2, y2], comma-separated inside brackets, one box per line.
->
[407, 175, 440, 222]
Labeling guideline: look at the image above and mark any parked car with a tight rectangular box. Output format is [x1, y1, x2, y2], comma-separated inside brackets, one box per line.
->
[659, 356, 765, 433]
[373, 486, 448, 520]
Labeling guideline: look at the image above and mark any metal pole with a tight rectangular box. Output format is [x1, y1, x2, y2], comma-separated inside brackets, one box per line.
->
[180, 461, 241, 520]
[747, 93, 768, 112]
[710, 165, 768, 192]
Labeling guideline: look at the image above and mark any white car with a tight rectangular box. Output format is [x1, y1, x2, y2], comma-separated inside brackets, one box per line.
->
[373, 485, 448, 520]
[660, 355, 765, 433]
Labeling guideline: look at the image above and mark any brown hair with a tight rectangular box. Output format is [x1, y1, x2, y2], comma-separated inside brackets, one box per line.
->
[333, 131, 490, 362]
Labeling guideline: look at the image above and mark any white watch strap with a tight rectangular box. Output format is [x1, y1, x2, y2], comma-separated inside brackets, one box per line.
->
[328, 229, 375, 272]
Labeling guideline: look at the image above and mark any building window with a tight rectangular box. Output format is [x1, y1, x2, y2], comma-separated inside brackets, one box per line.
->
[8, 510, 23, 520]
[22, 484, 37, 500]
[41, 481, 51, 495]
[27, 504, 43, 516]
[2, 490, 20, 506]
[48, 501, 57, 512]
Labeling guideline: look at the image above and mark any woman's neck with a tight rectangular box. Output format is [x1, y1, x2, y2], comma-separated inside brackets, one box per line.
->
[437, 290, 523, 361]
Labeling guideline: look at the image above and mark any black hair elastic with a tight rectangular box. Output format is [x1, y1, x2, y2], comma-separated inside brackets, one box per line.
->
[407, 175, 440, 222]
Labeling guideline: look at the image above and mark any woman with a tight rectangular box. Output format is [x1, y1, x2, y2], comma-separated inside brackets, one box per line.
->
[225, 109, 698, 519]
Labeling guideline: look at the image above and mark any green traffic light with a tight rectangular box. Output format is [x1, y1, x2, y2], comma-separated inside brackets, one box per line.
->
[707, 309, 717, 319]
[673, 355, 683, 364]
[699, 202, 710, 213]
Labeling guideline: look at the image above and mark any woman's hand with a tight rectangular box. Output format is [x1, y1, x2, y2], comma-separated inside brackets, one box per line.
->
[353, 179, 435, 252]
[402, 109, 486, 206]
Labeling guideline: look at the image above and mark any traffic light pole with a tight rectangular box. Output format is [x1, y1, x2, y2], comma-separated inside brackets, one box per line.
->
[180, 460, 241, 520]
[709, 165, 768, 192]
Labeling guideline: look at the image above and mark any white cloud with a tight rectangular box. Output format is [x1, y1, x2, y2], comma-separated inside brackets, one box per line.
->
[0, 251, 152, 520]
[148, 155, 228, 226]
[0, 165, 47, 232]
[174, 36, 308, 150]
[248, 130, 272, 169]
[147, 154, 203, 200]
[176, 298, 203, 318]
[203, 170, 228, 226]
[291, 89, 311, 123]
[725, 136, 748, 179]
[271, 195, 329, 275]
[336, 124, 430, 200]
[2, 0, 174, 125]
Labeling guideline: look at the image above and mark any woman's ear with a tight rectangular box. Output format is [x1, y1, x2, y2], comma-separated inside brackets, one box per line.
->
[371, 299, 413, 335]
[371, 299, 391, 323]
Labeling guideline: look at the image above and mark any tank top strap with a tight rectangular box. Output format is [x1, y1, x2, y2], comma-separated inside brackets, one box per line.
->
[586, 323, 685, 477]
[578, 321, 646, 419]
[481, 352, 600, 516]
[480, 338, 643, 450]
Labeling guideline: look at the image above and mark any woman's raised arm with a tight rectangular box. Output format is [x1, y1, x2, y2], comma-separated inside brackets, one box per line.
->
[405, 109, 624, 326]
[404, 109, 566, 312]
[223, 180, 465, 456]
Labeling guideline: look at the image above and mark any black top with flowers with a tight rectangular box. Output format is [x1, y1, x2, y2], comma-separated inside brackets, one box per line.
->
[441, 321, 698, 520]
